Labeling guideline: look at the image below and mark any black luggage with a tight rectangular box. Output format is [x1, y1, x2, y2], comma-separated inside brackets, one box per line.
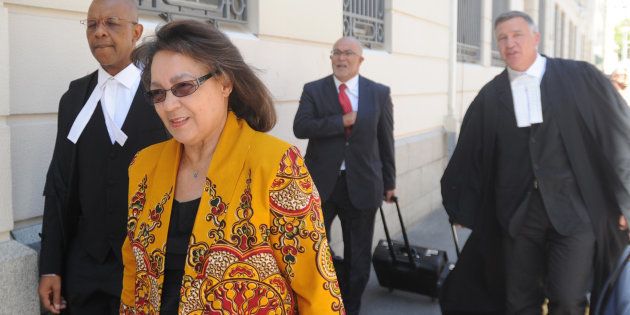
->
[371, 197, 454, 298]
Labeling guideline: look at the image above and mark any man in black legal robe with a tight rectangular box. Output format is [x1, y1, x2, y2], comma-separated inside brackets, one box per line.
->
[38, 0, 168, 313]
[440, 11, 630, 315]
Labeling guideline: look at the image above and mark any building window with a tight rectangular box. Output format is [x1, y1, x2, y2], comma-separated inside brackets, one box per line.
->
[554, 5, 565, 58]
[569, 22, 576, 59]
[491, 0, 509, 67]
[582, 34, 588, 60]
[343, 0, 385, 49]
[137, 0, 246, 23]
[538, 0, 546, 54]
[457, 0, 482, 63]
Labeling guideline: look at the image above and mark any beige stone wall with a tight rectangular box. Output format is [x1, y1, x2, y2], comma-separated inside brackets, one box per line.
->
[0, 0, 602, 311]
[1, 0, 455, 252]
[6, 1, 94, 225]
[1, 0, 601, 243]
[0, 0, 13, 241]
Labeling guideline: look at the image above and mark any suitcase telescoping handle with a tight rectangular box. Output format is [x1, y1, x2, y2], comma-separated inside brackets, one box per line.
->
[377, 200, 397, 263]
[449, 218, 461, 259]
[378, 196, 415, 267]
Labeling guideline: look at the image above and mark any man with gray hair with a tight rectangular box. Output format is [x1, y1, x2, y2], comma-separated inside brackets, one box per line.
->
[294, 36, 395, 315]
[441, 10, 630, 314]
[38, 0, 167, 313]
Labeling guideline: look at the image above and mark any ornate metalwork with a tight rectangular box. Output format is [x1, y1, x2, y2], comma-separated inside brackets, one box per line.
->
[343, 0, 385, 49]
[457, 43, 481, 63]
[457, 0, 482, 63]
[491, 50, 505, 67]
[137, 0, 246, 23]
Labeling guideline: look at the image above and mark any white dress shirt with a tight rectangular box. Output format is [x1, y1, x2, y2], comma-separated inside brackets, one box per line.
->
[334, 74, 359, 170]
[334, 74, 359, 112]
[507, 54, 547, 128]
[67, 63, 141, 146]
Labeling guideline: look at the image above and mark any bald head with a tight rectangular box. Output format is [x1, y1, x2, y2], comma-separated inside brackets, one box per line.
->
[86, 0, 143, 75]
[330, 36, 364, 82]
[89, 0, 138, 21]
[333, 36, 363, 56]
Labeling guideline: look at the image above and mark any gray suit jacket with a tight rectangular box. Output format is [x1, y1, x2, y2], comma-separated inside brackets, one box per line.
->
[294, 75, 395, 210]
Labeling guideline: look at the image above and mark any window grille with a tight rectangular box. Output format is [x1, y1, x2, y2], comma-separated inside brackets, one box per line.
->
[136, 0, 246, 23]
[342, 0, 386, 49]
[457, 0, 482, 63]
[491, 0, 509, 67]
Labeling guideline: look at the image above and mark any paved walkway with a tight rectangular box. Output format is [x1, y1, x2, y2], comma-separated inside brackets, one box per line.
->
[360, 207, 471, 315]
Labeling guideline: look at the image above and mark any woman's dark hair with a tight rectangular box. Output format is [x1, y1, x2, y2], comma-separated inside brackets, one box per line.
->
[132, 20, 276, 132]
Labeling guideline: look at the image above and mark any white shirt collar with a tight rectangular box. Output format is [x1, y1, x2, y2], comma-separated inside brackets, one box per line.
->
[333, 74, 359, 94]
[507, 53, 547, 82]
[97, 63, 142, 89]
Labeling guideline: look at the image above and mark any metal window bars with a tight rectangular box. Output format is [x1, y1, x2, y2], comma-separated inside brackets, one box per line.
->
[136, 0, 246, 23]
[457, 0, 482, 63]
[343, 0, 385, 49]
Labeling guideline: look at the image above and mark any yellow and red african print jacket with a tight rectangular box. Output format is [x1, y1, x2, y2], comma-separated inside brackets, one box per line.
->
[120, 112, 344, 314]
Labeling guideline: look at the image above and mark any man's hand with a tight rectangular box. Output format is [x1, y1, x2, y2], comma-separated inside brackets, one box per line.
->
[384, 189, 396, 203]
[38, 275, 66, 314]
[342, 111, 357, 127]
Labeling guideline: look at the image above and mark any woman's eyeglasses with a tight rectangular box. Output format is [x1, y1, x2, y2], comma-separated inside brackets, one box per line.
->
[146, 71, 218, 104]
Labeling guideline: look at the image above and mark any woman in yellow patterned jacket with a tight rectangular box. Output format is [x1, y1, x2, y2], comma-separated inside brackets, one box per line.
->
[120, 20, 344, 314]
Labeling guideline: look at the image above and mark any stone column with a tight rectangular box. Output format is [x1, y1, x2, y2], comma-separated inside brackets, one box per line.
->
[0, 2, 40, 313]
[0, 0, 13, 243]
[481, 0, 493, 67]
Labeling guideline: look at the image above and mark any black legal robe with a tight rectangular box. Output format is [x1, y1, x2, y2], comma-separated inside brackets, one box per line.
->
[440, 57, 630, 313]
[40, 70, 169, 276]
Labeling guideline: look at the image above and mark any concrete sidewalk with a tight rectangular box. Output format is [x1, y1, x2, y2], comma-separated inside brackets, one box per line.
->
[360, 207, 471, 315]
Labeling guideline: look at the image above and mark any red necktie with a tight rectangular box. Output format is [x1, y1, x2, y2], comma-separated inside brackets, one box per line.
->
[338, 83, 352, 137]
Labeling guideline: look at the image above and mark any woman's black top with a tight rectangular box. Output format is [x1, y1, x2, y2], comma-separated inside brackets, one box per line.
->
[160, 198, 200, 315]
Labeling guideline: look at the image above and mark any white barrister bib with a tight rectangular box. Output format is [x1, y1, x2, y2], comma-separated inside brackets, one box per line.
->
[67, 65, 142, 146]
[67, 79, 128, 146]
[511, 73, 543, 128]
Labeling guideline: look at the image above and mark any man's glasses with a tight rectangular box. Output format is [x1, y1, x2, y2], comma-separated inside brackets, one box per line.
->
[145, 71, 218, 104]
[331, 49, 357, 58]
[80, 17, 137, 32]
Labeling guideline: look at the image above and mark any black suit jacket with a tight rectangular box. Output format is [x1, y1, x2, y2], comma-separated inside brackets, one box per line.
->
[440, 58, 630, 312]
[294, 75, 395, 210]
[39, 70, 168, 275]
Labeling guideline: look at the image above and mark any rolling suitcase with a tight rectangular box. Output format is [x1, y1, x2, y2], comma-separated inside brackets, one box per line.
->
[371, 197, 454, 298]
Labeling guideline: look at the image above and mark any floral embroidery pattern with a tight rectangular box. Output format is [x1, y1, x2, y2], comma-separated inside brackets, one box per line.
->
[126, 176, 172, 313]
[268, 147, 344, 313]
[178, 173, 297, 313]
[123, 142, 344, 314]
[205, 178, 227, 240]
[180, 246, 291, 314]
[231, 176, 259, 252]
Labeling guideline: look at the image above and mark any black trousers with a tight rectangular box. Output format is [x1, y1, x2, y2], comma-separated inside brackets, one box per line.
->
[504, 190, 595, 315]
[323, 172, 377, 315]
[62, 239, 122, 315]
